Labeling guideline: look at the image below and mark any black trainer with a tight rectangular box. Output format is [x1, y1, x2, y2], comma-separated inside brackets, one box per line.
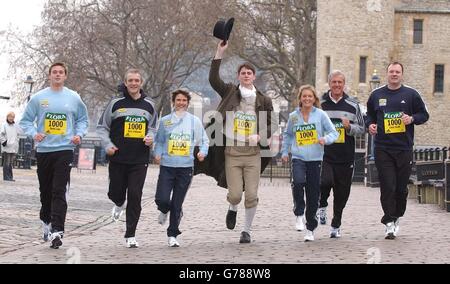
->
[226, 210, 237, 230]
[239, 231, 251, 244]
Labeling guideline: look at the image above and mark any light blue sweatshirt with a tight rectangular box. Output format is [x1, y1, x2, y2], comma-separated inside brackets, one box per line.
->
[19, 87, 89, 153]
[155, 111, 209, 168]
[281, 107, 338, 161]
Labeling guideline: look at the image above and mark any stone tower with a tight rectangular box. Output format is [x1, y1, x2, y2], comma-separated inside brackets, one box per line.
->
[317, 0, 450, 146]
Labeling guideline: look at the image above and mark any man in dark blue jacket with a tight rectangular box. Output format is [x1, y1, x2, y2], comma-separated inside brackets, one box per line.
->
[366, 62, 429, 240]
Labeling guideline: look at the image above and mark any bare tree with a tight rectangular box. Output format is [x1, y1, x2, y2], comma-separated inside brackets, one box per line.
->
[230, 0, 317, 110]
[6, 0, 225, 119]
[5, 0, 317, 120]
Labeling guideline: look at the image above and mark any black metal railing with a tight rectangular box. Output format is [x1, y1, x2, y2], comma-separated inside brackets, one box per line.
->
[414, 147, 448, 162]
[261, 157, 292, 180]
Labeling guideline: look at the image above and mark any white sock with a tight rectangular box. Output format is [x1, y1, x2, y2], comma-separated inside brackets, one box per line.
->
[244, 207, 257, 233]
[229, 204, 238, 212]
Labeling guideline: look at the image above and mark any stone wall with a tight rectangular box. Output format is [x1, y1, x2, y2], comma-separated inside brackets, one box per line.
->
[393, 11, 450, 146]
[316, 0, 450, 147]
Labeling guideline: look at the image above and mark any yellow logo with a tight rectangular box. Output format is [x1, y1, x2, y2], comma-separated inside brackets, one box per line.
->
[40, 100, 49, 108]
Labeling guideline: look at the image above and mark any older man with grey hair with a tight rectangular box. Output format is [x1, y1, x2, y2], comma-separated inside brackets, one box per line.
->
[316, 70, 365, 238]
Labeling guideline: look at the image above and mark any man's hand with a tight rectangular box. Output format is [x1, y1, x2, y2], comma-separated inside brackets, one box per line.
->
[197, 153, 205, 162]
[154, 156, 161, 165]
[71, 136, 82, 145]
[401, 114, 414, 126]
[143, 136, 153, 147]
[341, 117, 351, 130]
[34, 133, 46, 143]
[369, 124, 378, 136]
[282, 156, 289, 164]
[249, 134, 260, 146]
[214, 41, 228, 59]
[106, 147, 119, 156]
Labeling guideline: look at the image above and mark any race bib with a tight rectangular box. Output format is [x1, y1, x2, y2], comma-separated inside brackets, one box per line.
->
[124, 116, 146, 139]
[384, 112, 405, 134]
[44, 113, 67, 135]
[295, 124, 318, 146]
[168, 133, 191, 157]
[334, 122, 345, 144]
[234, 112, 257, 136]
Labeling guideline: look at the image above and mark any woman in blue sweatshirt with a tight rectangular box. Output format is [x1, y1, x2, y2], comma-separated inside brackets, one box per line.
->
[154, 89, 209, 247]
[281, 85, 338, 242]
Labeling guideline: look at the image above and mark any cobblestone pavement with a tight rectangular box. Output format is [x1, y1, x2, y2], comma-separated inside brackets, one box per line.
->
[0, 166, 449, 264]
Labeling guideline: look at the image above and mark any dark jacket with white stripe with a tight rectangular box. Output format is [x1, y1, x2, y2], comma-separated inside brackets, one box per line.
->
[366, 85, 429, 151]
[321, 92, 366, 164]
[97, 89, 158, 164]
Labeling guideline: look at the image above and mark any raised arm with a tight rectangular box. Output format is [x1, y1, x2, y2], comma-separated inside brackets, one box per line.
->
[209, 41, 232, 97]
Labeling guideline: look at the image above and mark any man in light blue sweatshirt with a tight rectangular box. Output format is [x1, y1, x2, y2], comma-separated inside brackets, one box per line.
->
[20, 62, 89, 249]
[154, 89, 209, 247]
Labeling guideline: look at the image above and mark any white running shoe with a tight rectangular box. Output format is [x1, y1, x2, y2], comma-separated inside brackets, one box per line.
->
[126, 237, 139, 248]
[295, 215, 305, 231]
[317, 207, 327, 225]
[158, 212, 168, 225]
[168, 237, 180, 247]
[330, 227, 341, 238]
[42, 222, 52, 242]
[394, 219, 400, 237]
[385, 222, 396, 240]
[304, 230, 315, 242]
[112, 204, 125, 222]
[49, 232, 63, 249]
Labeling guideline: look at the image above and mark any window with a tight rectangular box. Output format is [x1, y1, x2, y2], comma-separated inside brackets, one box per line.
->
[359, 57, 367, 83]
[434, 64, 444, 93]
[355, 133, 367, 151]
[413, 19, 423, 44]
[325, 56, 331, 80]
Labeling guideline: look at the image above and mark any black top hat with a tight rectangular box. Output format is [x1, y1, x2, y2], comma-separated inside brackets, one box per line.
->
[213, 18, 235, 42]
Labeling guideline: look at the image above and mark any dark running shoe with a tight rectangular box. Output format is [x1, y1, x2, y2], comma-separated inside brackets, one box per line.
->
[226, 210, 237, 230]
[239, 231, 251, 244]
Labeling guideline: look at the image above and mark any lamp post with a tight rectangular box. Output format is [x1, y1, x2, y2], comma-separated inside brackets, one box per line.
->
[24, 75, 35, 102]
[366, 70, 381, 187]
[369, 70, 381, 93]
[22, 75, 35, 169]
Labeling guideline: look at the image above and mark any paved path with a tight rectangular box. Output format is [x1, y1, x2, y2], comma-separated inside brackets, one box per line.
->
[0, 166, 449, 264]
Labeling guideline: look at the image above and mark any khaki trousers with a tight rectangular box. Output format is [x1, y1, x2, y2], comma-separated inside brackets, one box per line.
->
[225, 153, 261, 208]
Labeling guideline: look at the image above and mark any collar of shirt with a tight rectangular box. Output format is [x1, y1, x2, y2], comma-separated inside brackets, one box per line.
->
[239, 85, 257, 99]
[329, 92, 343, 104]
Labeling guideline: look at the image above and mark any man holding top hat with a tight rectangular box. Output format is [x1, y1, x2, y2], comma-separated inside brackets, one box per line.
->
[206, 18, 276, 244]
